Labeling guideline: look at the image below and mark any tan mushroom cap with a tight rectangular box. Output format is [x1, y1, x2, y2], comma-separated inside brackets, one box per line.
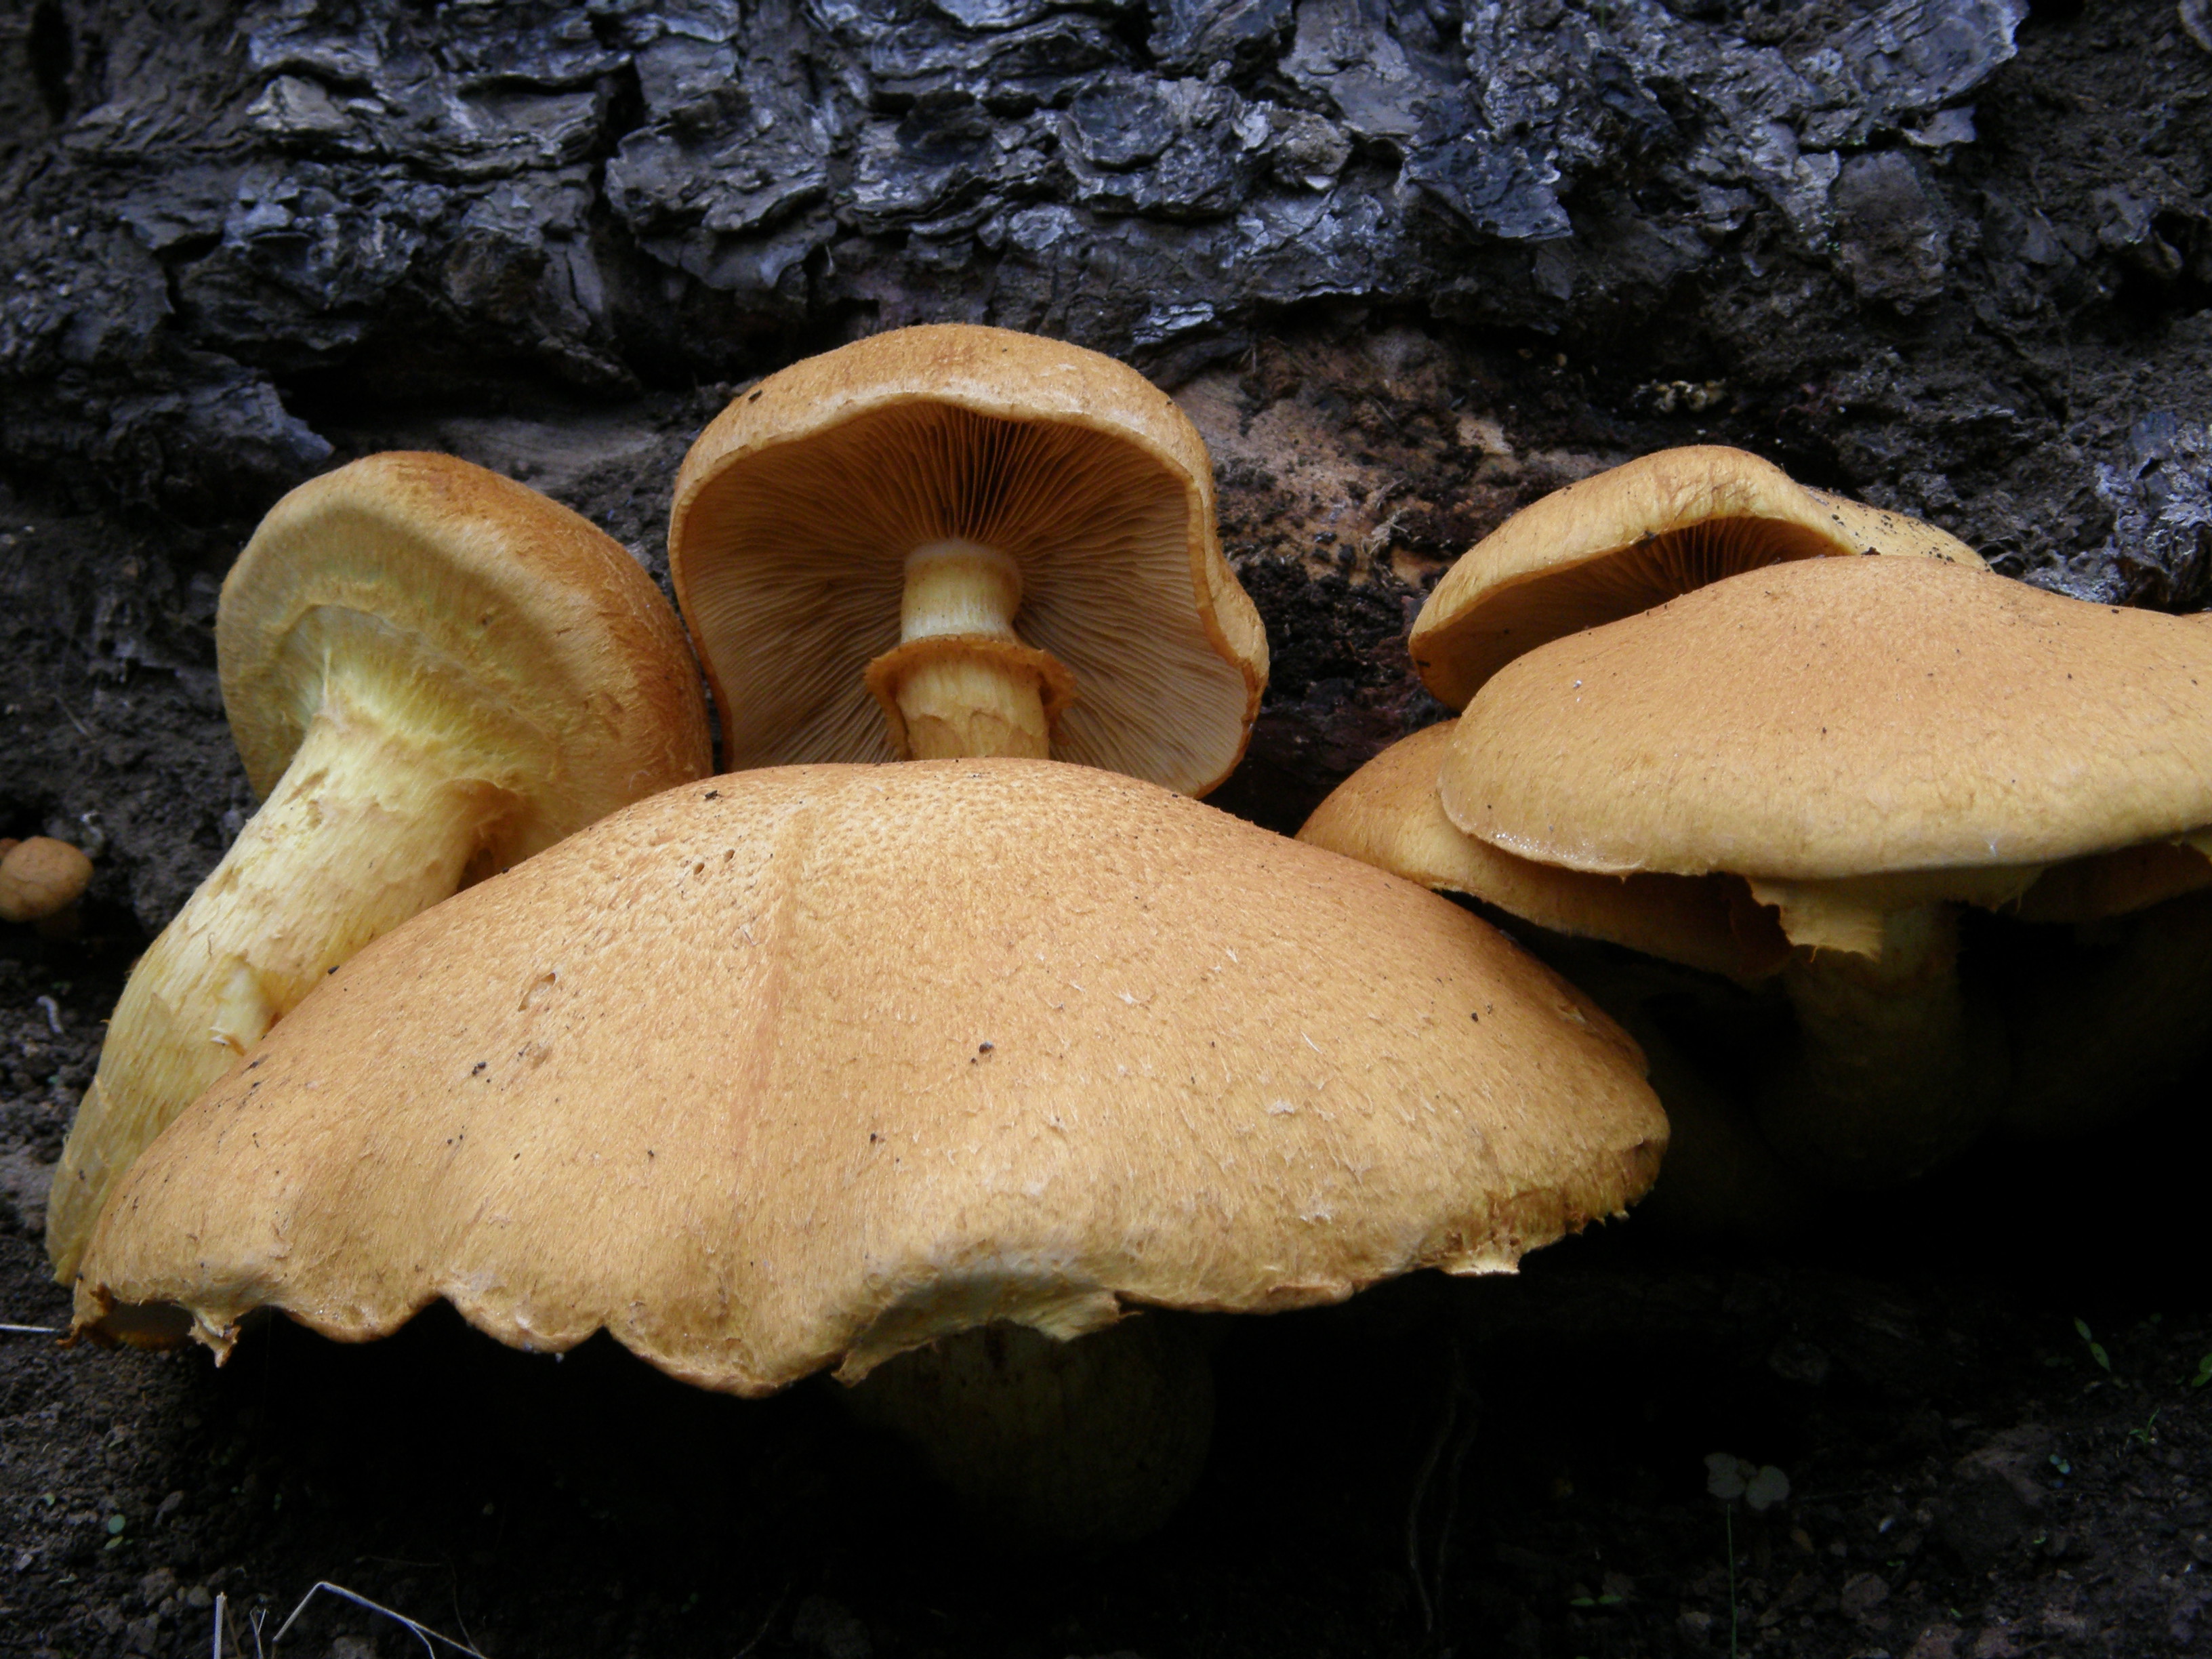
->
[46, 452, 712, 1285]
[0, 838, 94, 924]
[1443, 556, 2212, 890]
[670, 324, 1268, 795]
[1408, 446, 1984, 710]
[1298, 721, 1786, 981]
[223, 451, 712, 851]
[73, 760, 1663, 1391]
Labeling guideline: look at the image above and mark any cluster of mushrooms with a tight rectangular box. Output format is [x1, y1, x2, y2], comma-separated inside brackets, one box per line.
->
[37, 324, 2212, 1539]
[1308, 449, 2212, 1214]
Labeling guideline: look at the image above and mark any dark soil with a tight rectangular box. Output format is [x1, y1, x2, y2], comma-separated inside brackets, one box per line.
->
[11, 1052, 2212, 1659]
[8, 0, 2212, 1654]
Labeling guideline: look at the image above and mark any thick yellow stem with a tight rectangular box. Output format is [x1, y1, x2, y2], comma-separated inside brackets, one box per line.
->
[901, 539, 1024, 639]
[1755, 902, 2005, 1189]
[866, 539, 1069, 758]
[47, 684, 512, 1281]
[897, 653, 1051, 758]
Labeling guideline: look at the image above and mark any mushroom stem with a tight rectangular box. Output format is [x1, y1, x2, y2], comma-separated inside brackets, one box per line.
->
[1755, 903, 2006, 1189]
[843, 1315, 1214, 1542]
[897, 652, 1050, 759]
[866, 539, 1071, 759]
[903, 538, 1025, 640]
[47, 676, 514, 1282]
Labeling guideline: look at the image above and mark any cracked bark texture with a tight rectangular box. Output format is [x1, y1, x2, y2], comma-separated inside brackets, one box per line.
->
[0, 0, 2048, 505]
[1, 0, 2211, 912]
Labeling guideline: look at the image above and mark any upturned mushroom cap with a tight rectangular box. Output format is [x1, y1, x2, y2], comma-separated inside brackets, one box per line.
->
[46, 451, 713, 1285]
[1408, 446, 1984, 710]
[222, 451, 713, 854]
[1441, 556, 2212, 891]
[669, 324, 1267, 794]
[0, 837, 94, 924]
[73, 761, 1663, 1389]
[1297, 720, 1786, 982]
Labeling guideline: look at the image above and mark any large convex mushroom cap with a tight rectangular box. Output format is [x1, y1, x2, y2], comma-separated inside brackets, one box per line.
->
[1408, 445, 1984, 709]
[45, 453, 713, 1283]
[74, 761, 1664, 1392]
[669, 324, 1268, 795]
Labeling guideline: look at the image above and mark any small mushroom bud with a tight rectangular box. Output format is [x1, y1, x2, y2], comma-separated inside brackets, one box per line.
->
[0, 837, 94, 925]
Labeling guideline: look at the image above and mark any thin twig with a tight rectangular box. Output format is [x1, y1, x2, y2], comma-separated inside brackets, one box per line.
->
[1, 1323, 60, 1336]
[1725, 1504, 1739, 1659]
[1406, 1394, 1454, 1631]
[52, 695, 91, 739]
[356, 1558, 480, 1654]
[1430, 1373, 1480, 1616]
[732, 1579, 795, 1659]
[447, 1568, 481, 1657]
[268, 1582, 487, 1658]
[1405, 1345, 1462, 1633]
[212, 1593, 226, 1659]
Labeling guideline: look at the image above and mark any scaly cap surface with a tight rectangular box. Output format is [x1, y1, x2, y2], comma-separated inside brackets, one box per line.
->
[75, 761, 1662, 1390]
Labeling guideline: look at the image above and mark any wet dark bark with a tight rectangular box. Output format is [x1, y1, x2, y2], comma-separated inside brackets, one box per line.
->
[3, 0, 2211, 897]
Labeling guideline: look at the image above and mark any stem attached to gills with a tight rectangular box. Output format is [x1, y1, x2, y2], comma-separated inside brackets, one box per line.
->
[1755, 902, 2007, 1190]
[864, 539, 1076, 760]
[47, 688, 514, 1281]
